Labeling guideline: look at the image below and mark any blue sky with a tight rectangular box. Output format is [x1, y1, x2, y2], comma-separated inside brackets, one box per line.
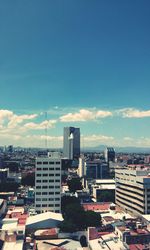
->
[0, 0, 150, 148]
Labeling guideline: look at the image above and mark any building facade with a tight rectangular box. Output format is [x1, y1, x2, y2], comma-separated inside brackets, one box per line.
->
[86, 160, 109, 180]
[63, 127, 80, 160]
[35, 152, 61, 214]
[105, 147, 115, 163]
[115, 166, 150, 215]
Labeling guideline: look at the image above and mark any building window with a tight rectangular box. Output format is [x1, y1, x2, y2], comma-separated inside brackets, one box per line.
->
[55, 174, 60, 176]
[49, 192, 54, 195]
[43, 168, 48, 170]
[37, 180, 41, 183]
[49, 204, 54, 207]
[49, 174, 54, 176]
[42, 192, 48, 195]
[36, 198, 41, 201]
[42, 198, 47, 201]
[43, 174, 48, 176]
[36, 186, 41, 189]
[49, 162, 54, 164]
[56, 162, 60, 164]
[49, 180, 54, 182]
[49, 198, 54, 201]
[37, 174, 41, 177]
[55, 180, 60, 182]
[55, 192, 60, 194]
[56, 168, 60, 170]
[37, 168, 42, 170]
[55, 204, 60, 207]
[55, 198, 60, 201]
[42, 186, 48, 189]
[49, 186, 54, 188]
[43, 180, 48, 183]
[36, 204, 41, 207]
[36, 192, 41, 195]
[49, 168, 54, 170]
[37, 162, 42, 165]
[42, 204, 47, 207]
[43, 162, 48, 165]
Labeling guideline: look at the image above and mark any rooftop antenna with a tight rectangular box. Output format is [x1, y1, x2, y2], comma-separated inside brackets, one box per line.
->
[45, 111, 48, 150]
[81, 135, 85, 155]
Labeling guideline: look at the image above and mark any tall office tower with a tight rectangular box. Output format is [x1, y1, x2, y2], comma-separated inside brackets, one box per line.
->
[115, 166, 150, 215]
[63, 127, 80, 160]
[35, 152, 61, 214]
[104, 147, 115, 163]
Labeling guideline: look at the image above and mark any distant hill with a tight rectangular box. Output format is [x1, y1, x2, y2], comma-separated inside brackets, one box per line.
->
[82, 145, 150, 154]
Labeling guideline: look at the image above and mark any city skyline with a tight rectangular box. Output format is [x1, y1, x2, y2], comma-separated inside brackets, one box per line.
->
[0, 107, 150, 148]
[0, 1, 150, 148]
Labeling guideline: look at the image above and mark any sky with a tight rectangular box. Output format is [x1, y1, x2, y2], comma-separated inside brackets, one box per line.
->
[0, 0, 150, 148]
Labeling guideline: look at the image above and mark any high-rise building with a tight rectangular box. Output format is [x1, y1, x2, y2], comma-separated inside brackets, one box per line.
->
[105, 147, 115, 163]
[63, 127, 80, 160]
[35, 152, 61, 214]
[115, 166, 150, 215]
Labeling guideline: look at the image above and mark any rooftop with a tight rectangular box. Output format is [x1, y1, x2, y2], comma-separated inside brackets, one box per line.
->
[83, 202, 113, 212]
[26, 212, 63, 226]
[36, 239, 81, 250]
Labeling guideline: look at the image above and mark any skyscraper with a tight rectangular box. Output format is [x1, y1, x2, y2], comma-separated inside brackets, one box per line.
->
[35, 152, 61, 214]
[63, 127, 80, 160]
[104, 147, 115, 163]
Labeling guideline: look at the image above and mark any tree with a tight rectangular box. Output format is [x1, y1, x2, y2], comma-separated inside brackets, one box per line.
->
[60, 196, 102, 232]
[85, 211, 101, 228]
[67, 177, 83, 193]
[61, 196, 80, 216]
[59, 219, 77, 233]
[21, 173, 35, 187]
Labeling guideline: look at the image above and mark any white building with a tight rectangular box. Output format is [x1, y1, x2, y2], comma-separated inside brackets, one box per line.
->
[35, 152, 61, 214]
[116, 166, 150, 215]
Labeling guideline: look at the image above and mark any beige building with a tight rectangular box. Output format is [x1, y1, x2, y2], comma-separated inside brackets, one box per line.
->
[115, 166, 150, 215]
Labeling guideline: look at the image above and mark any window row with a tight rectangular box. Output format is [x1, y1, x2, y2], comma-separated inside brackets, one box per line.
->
[36, 204, 60, 207]
[36, 192, 60, 195]
[36, 173, 60, 177]
[37, 167, 60, 171]
[36, 185, 60, 189]
[36, 179, 60, 183]
[36, 197, 60, 201]
[37, 161, 60, 165]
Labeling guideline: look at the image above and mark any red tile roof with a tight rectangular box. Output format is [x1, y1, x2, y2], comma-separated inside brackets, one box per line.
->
[83, 203, 111, 211]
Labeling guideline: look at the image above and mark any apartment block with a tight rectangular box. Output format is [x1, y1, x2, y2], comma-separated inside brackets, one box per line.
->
[35, 152, 61, 214]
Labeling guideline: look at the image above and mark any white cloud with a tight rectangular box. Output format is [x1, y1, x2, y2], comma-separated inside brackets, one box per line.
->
[119, 108, 150, 118]
[123, 137, 133, 141]
[0, 109, 13, 125]
[24, 120, 57, 130]
[8, 114, 38, 129]
[81, 134, 114, 147]
[60, 109, 112, 122]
